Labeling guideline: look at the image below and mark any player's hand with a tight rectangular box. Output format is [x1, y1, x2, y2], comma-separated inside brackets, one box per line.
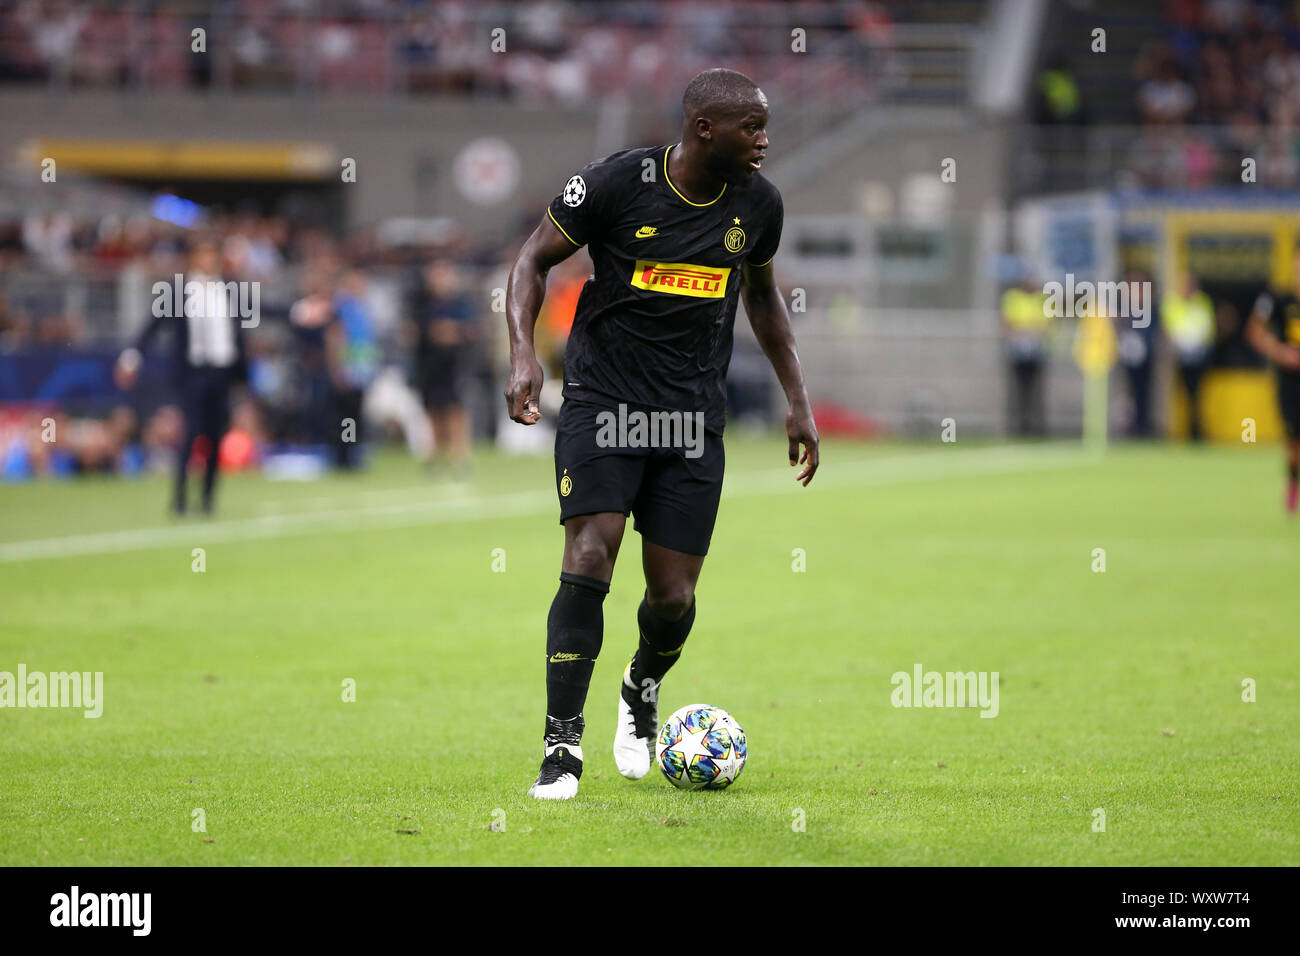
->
[786, 403, 819, 486]
[1278, 345, 1300, 371]
[505, 354, 544, 424]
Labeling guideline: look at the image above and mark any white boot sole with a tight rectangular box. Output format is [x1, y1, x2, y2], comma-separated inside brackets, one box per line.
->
[528, 774, 579, 800]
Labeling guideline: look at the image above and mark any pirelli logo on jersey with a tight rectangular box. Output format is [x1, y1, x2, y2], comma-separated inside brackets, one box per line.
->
[630, 260, 730, 298]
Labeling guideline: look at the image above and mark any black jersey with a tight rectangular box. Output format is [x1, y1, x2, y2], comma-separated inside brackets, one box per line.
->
[546, 144, 784, 434]
[1255, 291, 1300, 378]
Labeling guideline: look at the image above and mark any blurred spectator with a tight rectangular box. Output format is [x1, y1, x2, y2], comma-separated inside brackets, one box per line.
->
[36, 311, 82, 347]
[288, 270, 338, 450]
[0, 290, 33, 350]
[23, 212, 75, 273]
[1160, 272, 1216, 442]
[142, 405, 185, 474]
[219, 399, 265, 472]
[411, 259, 476, 476]
[1115, 270, 1158, 439]
[1001, 277, 1052, 437]
[106, 405, 144, 475]
[24, 1, 86, 85]
[1034, 54, 1085, 125]
[328, 268, 381, 469]
[1139, 60, 1196, 124]
[225, 218, 285, 281]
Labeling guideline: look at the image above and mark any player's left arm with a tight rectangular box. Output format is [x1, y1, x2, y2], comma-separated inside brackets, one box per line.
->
[741, 259, 819, 485]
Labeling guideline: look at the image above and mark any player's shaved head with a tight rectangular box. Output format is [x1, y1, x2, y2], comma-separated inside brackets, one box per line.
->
[682, 68, 764, 122]
[676, 68, 770, 186]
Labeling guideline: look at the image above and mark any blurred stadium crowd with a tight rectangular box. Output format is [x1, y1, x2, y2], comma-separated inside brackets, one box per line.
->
[0, 0, 890, 103]
[1029, 0, 1300, 190]
[1130, 0, 1300, 188]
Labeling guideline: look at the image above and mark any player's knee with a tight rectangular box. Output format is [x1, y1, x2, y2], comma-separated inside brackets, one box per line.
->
[565, 533, 617, 580]
[646, 584, 694, 622]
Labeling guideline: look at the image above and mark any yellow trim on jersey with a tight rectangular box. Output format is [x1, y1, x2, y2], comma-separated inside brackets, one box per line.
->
[630, 259, 731, 298]
[749, 253, 775, 268]
[664, 145, 727, 207]
[547, 207, 581, 247]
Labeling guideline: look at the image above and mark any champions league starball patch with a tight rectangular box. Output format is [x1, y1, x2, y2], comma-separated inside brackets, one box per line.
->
[562, 175, 586, 207]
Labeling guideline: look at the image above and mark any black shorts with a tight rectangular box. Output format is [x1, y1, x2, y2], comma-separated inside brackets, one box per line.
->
[1280, 375, 1300, 439]
[554, 397, 725, 556]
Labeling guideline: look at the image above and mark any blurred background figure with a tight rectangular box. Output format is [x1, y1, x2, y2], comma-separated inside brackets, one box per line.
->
[1001, 274, 1052, 437]
[1246, 251, 1300, 512]
[328, 268, 380, 470]
[114, 241, 247, 515]
[1160, 272, 1215, 442]
[1033, 51, 1085, 126]
[1115, 269, 1157, 439]
[411, 259, 477, 478]
[288, 268, 337, 454]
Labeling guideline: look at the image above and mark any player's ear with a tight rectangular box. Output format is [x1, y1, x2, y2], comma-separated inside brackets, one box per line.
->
[695, 116, 712, 140]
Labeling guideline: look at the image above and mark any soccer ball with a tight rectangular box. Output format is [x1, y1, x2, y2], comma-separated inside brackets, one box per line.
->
[656, 703, 747, 790]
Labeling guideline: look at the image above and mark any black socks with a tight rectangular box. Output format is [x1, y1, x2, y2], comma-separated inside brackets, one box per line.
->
[628, 592, 696, 688]
[545, 576, 698, 726]
[545, 572, 609, 721]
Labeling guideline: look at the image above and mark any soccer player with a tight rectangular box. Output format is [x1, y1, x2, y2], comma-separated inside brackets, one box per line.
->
[1246, 253, 1300, 512]
[504, 69, 819, 799]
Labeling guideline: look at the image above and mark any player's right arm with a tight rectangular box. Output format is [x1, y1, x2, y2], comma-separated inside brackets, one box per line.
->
[504, 213, 581, 424]
[1246, 294, 1300, 371]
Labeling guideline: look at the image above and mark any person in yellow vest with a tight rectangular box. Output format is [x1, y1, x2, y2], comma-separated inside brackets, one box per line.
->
[1160, 272, 1215, 441]
[1001, 278, 1052, 436]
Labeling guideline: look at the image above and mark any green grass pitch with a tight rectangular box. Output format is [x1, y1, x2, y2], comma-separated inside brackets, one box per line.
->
[1, 437, 1296, 865]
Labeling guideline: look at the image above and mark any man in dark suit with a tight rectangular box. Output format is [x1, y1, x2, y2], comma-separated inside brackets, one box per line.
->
[115, 241, 248, 515]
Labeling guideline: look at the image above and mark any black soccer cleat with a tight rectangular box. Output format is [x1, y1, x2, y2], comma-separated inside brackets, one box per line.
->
[528, 715, 584, 800]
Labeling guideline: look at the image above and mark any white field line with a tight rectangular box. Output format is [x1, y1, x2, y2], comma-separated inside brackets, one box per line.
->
[0, 443, 1094, 563]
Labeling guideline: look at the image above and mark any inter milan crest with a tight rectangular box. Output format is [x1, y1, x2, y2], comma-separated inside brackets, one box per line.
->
[563, 175, 586, 207]
[724, 226, 746, 253]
